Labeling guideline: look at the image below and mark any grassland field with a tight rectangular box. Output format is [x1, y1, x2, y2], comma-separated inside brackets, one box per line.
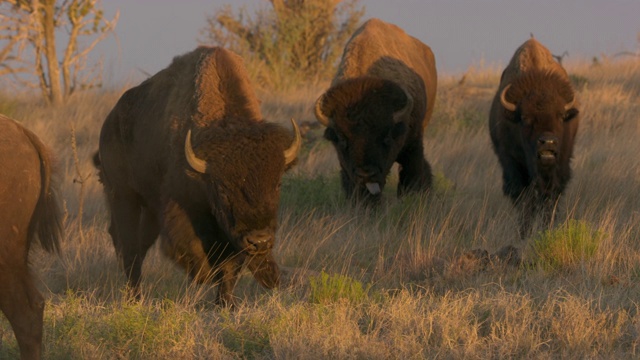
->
[1, 58, 639, 359]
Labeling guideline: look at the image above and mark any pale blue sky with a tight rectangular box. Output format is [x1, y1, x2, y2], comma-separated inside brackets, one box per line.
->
[96, 1, 639, 85]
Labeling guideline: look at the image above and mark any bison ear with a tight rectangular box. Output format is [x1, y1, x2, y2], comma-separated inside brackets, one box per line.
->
[564, 107, 579, 122]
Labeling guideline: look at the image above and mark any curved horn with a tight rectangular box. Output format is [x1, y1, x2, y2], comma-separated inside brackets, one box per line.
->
[185, 130, 207, 174]
[500, 84, 517, 112]
[314, 95, 330, 127]
[564, 96, 575, 112]
[283, 118, 302, 166]
[392, 88, 414, 123]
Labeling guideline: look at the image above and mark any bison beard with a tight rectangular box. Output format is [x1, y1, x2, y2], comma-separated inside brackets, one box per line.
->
[95, 46, 301, 307]
[489, 39, 580, 239]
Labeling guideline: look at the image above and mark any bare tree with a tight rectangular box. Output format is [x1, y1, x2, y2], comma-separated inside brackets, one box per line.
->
[0, 0, 118, 104]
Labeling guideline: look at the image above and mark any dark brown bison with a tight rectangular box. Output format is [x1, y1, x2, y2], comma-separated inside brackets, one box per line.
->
[489, 38, 580, 238]
[0, 115, 62, 360]
[95, 46, 301, 306]
[314, 18, 437, 202]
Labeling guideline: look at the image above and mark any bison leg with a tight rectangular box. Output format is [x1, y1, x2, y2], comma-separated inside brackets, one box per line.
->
[214, 257, 245, 308]
[540, 194, 561, 229]
[498, 155, 530, 204]
[107, 190, 147, 297]
[497, 156, 536, 239]
[396, 142, 432, 197]
[340, 168, 355, 199]
[516, 191, 536, 240]
[0, 265, 44, 360]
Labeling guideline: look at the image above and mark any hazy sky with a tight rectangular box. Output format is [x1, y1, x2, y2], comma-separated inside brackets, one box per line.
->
[96, 1, 639, 85]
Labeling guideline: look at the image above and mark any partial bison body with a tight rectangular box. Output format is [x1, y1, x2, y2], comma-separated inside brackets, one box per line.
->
[489, 38, 580, 238]
[314, 18, 437, 202]
[95, 46, 301, 306]
[0, 115, 62, 360]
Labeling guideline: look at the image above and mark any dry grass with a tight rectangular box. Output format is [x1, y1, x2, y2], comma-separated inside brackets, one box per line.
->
[1, 59, 640, 359]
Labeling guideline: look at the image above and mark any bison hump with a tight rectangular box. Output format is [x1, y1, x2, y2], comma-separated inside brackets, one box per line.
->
[193, 47, 262, 124]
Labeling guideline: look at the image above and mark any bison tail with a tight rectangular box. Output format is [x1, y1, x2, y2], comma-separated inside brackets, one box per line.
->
[23, 128, 63, 254]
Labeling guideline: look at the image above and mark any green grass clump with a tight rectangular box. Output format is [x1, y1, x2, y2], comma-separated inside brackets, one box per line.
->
[433, 170, 456, 194]
[309, 271, 373, 305]
[532, 220, 603, 271]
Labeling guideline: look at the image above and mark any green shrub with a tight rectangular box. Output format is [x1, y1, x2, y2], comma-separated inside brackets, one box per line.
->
[433, 170, 456, 194]
[309, 271, 372, 304]
[532, 219, 603, 271]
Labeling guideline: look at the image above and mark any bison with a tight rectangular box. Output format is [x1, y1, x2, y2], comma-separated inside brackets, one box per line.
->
[314, 18, 437, 202]
[0, 115, 62, 360]
[489, 38, 580, 238]
[95, 46, 301, 306]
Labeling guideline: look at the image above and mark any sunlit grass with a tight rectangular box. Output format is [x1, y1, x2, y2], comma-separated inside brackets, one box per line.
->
[1, 59, 639, 358]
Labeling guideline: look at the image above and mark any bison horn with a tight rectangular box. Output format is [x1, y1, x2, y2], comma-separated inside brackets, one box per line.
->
[500, 84, 517, 112]
[185, 130, 208, 174]
[284, 118, 302, 166]
[393, 88, 414, 123]
[314, 95, 330, 127]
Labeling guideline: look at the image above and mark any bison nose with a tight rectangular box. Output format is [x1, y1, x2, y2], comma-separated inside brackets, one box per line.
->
[244, 229, 274, 254]
[537, 135, 558, 147]
[355, 166, 379, 179]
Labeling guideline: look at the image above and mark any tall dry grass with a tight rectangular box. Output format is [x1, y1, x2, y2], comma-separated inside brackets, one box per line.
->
[1, 59, 639, 359]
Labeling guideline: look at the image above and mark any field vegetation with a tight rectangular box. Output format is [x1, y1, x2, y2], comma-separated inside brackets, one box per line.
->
[1, 58, 639, 359]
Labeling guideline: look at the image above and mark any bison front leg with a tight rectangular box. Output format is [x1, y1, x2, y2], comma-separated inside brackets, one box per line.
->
[108, 190, 148, 298]
[340, 168, 355, 199]
[540, 193, 561, 230]
[396, 142, 432, 197]
[214, 257, 245, 308]
[516, 191, 537, 240]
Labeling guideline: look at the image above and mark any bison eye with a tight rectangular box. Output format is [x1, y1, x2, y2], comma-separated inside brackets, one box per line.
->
[390, 122, 406, 139]
[564, 108, 579, 122]
[520, 115, 533, 126]
[324, 127, 339, 143]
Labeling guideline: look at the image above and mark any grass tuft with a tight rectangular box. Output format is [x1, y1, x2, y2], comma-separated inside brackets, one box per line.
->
[532, 219, 603, 271]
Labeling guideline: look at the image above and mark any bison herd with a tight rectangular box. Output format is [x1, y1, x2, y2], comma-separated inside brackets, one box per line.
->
[0, 18, 582, 359]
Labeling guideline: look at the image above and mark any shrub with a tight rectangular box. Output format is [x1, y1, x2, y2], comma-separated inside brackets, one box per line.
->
[532, 220, 603, 271]
[309, 271, 372, 304]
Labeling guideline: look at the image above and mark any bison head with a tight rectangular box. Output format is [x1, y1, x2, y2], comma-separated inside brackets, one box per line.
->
[500, 70, 579, 177]
[315, 77, 413, 201]
[184, 118, 301, 257]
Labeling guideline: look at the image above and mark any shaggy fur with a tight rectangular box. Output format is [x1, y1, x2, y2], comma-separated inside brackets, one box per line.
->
[489, 38, 581, 238]
[315, 18, 437, 201]
[95, 47, 297, 306]
[0, 115, 61, 359]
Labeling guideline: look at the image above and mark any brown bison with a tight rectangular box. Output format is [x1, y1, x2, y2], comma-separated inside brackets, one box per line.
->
[314, 18, 437, 202]
[0, 115, 62, 360]
[95, 46, 301, 306]
[489, 38, 580, 238]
